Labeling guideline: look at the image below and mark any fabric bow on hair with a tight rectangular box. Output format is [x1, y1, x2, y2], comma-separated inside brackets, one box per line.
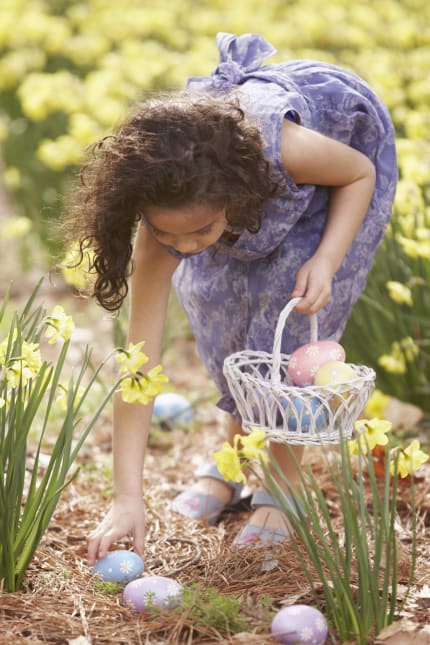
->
[187, 32, 277, 92]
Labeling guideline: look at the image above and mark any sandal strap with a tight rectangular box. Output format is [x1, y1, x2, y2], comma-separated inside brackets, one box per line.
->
[195, 461, 244, 504]
[251, 489, 304, 516]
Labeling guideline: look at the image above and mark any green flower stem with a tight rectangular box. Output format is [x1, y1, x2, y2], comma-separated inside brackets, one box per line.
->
[255, 432, 416, 644]
[1, 281, 158, 591]
[260, 457, 361, 640]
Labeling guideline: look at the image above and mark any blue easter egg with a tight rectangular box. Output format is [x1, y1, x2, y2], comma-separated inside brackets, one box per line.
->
[123, 575, 183, 611]
[284, 397, 328, 432]
[93, 549, 144, 584]
[152, 392, 194, 427]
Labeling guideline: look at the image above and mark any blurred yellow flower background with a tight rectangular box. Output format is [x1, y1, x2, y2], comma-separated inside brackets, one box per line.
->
[1, 0, 429, 409]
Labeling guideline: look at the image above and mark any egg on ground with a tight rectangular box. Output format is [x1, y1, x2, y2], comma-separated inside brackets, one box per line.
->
[152, 392, 194, 428]
[92, 549, 144, 584]
[271, 604, 328, 644]
[123, 575, 183, 611]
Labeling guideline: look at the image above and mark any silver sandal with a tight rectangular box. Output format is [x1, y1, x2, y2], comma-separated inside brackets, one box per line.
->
[172, 461, 250, 526]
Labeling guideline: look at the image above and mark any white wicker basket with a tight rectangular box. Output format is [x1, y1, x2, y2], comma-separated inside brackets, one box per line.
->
[223, 297, 375, 445]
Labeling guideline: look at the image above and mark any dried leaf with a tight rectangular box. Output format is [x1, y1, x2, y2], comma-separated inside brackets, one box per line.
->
[261, 552, 279, 572]
[417, 585, 430, 599]
[375, 619, 430, 644]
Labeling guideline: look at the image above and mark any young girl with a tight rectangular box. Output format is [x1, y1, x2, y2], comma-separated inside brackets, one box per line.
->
[67, 33, 397, 563]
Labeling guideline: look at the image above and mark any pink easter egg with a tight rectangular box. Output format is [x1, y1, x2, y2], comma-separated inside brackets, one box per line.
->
[123, 575, 183, 611]
[271, 604, 328, 644]
[287, 341, 345, 387]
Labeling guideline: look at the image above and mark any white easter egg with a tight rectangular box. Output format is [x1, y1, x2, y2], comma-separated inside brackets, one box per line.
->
[287, 341, 345, 387]
[271, 604, 328, 644]
[152, 392, 194, 428]
[123, 575, 183, 611]
[92, 549, 144, 584]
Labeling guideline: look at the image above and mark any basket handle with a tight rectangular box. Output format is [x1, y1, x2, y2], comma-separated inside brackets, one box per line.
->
[271, 297, 318, 385]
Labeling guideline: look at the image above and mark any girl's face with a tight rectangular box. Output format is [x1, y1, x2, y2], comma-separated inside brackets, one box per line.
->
[144, 203, 227, 255]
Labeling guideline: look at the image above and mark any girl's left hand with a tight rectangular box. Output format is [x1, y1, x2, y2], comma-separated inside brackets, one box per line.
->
[291, 255, 335, 314]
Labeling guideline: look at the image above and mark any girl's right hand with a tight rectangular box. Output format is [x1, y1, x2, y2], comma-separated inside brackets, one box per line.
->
[87, 494, 146, 566]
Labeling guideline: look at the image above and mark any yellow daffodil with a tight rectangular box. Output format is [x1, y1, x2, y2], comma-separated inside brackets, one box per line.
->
[349, 418, 392, 455]
[3, 167, 21, 189]
[0, 215, 32, 239]
[55, 383, 86, 411]
[377, 334, 419, 375]
[18, 70, 84, 122]
[1, 337, 42, 387]
[378, 354, 406, 374]
[37, 135, 85, 171]
[391, 440, 429, 478]
[239, 428, 267, 461]
[396, 234, 430, 260]
[0, 339, 7, 365]
[399, 336, 419, 362]
[61, 242, 96, 290]
[213, 436, 247, 485]
[119, 368, 164, 403]
[68, 112, 102, 146]
[394, 180, 424, 218]
[364, 389, 390, 419]
[142, 365, 169, 395]
[116, 341, 149, 375]
[44, 305, 75, 344]
[120, 376, 151, 404]
[21, 341, 42, 375]
[5, 360, 33, 389]
[386, 281, 413, 306]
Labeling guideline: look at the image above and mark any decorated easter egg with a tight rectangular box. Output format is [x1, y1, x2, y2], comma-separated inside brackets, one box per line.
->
[283, 397, 329, 433]
[92, 549, 144, 584]
[123, 575, 183, 611]
[314, 361, 356, 387]
[152, 392, 194, 428]
[287, 341, 345, 387]
[271, 604, 328, 644]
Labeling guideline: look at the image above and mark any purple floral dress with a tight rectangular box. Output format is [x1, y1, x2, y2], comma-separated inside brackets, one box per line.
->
[171, 33, 397, 418]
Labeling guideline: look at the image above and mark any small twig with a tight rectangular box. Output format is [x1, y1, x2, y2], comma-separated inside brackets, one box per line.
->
[161, 537, 202, 575]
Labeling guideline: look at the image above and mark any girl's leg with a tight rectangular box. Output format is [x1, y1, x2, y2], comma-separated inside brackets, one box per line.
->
[186, 414, 247, 502]
[243, 442, 304, 534]
[174, 411, 305, 538]
[267, 441, 304, 494]
[172, 414, 248, 522]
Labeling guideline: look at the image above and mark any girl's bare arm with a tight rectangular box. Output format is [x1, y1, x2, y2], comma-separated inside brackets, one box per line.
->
[281, 119, 376, 313]
[113, 223, 180, 497]
[87, 223, 180, 563]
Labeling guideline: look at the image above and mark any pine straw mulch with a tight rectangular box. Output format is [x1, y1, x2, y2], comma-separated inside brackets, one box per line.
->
[0, 303, 429, 644]
[1, 398, 429, 645]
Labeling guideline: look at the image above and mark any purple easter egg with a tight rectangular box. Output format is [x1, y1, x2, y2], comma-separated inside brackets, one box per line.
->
[271, 604, 328, 644]
[123, 575, 183, 611]
[92, 549, 144, 584]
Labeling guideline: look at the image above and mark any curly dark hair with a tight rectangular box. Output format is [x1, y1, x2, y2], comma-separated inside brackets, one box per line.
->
[63, 92, 278, 312]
